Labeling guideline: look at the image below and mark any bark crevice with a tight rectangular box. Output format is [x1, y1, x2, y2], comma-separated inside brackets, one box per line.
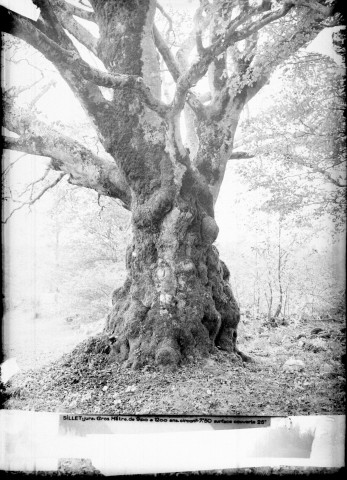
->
[103, 204, 247, 369]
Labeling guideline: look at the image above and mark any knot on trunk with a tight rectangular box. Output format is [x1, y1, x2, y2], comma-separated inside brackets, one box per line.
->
[155, 339, 180, 367]
[201, 215, 219, 244]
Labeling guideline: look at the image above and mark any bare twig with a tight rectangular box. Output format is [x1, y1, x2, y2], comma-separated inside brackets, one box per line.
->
[229, 151, 255, 160]
[4, 76, 44, 98]
[1, 153, 28, 178]
[28, 79, 57, 109]
[3, 172, 66, 223]
[61, 0, 95, 22]
[156, 2, 173, 39]
[18, 167, 51, 198]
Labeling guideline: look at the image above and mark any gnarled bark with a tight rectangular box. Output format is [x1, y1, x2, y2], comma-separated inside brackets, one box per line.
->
[105, 194, 246, 369]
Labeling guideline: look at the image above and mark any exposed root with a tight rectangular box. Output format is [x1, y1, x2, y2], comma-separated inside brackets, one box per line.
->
[235, 348, 254, 363]
[103, 237, 250, 368]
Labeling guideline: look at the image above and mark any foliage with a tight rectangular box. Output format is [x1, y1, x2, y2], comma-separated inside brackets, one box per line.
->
[235, 51, 346, 227]
[217, 180, 345, 320]
[47, 184, 131, 319]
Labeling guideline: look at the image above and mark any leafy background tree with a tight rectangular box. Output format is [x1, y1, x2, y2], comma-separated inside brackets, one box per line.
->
[234, 49, 346, 226]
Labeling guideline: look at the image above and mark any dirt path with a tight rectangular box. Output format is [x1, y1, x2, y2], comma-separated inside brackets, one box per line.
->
[2, 310, 85, 372]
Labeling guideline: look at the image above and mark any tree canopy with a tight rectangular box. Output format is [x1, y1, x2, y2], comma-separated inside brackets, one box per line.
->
[2, 0, 343, 214]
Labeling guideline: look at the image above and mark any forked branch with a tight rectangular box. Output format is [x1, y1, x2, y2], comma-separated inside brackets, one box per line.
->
[52, 2, 98, 55]
[59, 0, 96, 21]
[153, 25, 205, 117]
[170, 2, 295, 114]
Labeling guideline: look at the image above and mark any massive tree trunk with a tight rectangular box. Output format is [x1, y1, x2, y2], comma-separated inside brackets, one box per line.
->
[106, 185, 243, 369]
[83, 0, 244, 368]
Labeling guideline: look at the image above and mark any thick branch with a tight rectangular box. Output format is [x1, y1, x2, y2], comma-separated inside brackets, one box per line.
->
[153, 24, 205, 117]
[171, 3, 295, 115]
[33, 0, 76, 49]
[156, 2, 173, 37]
[61, 0, 96, 21]
[52, 1, 98, 55]
[3, 133, 131, 208]
[1, 5, 168, 118]
[3, 97, 131, 208]
[1, 4, 113, 140]
[153, 24, 180, 81]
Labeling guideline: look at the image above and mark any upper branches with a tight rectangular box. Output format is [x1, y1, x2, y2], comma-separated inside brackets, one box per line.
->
[3, 171, 66, 223]
[1, 6, 169, 119]
[170, 1, 296, 115]
[50, 0, 98, 55]
[169, 0, 340, 117]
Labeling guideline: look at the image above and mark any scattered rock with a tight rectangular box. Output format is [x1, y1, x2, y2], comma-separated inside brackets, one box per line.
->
[203, 359, 220, 375]
[320, 364, 335, 376]
[283, 358, 305, 372]
[58, 458, 103, 476]
[311, 327, 323, 335]
[303, 339, 327, 353]
[316, 331, 331, 339]
[125, 385, 137, 393]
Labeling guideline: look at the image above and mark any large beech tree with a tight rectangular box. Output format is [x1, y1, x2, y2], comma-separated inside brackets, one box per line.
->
[1, 0, 342, 368]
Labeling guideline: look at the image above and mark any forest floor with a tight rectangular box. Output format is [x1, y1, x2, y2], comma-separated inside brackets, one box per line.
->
[2, 311, 345, 416]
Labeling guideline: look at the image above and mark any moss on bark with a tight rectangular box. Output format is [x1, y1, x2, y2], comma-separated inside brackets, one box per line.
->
[104, 200, 246, 369]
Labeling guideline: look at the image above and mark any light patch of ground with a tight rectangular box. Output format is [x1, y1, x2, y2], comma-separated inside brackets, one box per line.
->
[2, 309, 88, 372]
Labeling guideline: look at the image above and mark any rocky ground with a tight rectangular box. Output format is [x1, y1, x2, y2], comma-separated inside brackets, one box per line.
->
[2, 313, 345, 415]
